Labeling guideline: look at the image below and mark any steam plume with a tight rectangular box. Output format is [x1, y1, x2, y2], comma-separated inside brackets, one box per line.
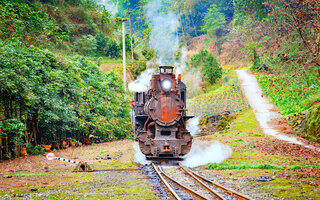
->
[133, 143, 151, 165]
[128, 68, 155, 92]
[146, 0, 179, 65]
[182, 140, 232, 168]
[186, 117, 200, 136]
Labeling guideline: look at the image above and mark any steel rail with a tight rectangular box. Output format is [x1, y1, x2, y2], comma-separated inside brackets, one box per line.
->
[151, 163, 182, 200]
[179, 164, 226, 200]
[179, 164, 253, 200]
[158, 166, 209, 200]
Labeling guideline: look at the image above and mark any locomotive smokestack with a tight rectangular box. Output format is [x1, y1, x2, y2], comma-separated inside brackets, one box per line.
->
[159, 66, 174, 74]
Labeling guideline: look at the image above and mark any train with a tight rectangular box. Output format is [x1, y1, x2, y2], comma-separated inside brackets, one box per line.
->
[133, 66, 193, 159]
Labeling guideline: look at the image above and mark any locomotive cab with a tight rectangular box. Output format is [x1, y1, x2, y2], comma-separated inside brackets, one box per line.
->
[133, 66, 193, 159]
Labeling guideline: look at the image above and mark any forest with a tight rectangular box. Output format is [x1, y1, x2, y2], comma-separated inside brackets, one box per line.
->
[0, 0, 319, 160]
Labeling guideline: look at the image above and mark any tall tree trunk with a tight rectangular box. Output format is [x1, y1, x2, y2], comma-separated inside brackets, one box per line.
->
[32, 114, 37, 145]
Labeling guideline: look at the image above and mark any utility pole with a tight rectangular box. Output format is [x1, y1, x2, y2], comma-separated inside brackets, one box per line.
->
[128, 8, 134, 61]
[250, 0, 256, 64]
[120, 19, 128, 95]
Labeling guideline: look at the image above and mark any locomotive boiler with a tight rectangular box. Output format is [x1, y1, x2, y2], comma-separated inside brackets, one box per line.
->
[133, 66, 193, 159]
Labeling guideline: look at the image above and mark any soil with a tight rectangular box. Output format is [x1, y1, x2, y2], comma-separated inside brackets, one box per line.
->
[1, 109, 319, 199]
[0, 140, 159, 199]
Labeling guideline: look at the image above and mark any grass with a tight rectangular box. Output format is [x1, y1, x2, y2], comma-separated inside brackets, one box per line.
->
[206, 162, 282, 170]
[99, 58, 134, 83]
[306, 165, 320, 169]
[290, 165, 301, 170]
[14, 172, 46, 177]
[256, 72, 320, 116]
[0, 140, 158, 199]
[264, 177, 320, 199]
[198, 107, 320, 199]
[0, 173, 157, 200]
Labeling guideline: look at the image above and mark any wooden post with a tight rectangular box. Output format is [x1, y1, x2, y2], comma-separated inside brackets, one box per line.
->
[122, 20, 127, 95]
[250, 0, 256, 63]
[128, 8, 134, 61]
[0, 127, 2, 160]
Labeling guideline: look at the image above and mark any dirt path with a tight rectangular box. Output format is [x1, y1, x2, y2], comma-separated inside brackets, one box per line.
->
[236, 69, 320, 151]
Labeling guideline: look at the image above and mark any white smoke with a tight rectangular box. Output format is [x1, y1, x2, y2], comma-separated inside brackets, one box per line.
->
[184, 68, 203, 98]
[128, 68, 155, 92]
[186, 117, 200, 136]
[146, 0, 180, 65]
[181, 140, 232, 168]
[133, 143, 151, 165]
[175, 46, 188, 76]
[95, 0, 118, 16]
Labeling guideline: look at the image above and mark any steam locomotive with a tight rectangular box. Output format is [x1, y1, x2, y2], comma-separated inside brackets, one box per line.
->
[133, 66, 193, 159]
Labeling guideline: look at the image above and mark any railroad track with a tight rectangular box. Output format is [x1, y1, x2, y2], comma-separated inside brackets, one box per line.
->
[151, 162, 253, 200]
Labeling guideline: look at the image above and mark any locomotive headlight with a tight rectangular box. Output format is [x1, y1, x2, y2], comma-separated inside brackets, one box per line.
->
[160, 78, 172, 92]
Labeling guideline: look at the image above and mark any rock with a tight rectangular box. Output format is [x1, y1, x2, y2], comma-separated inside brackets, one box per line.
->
[41, 186, 46, 188]
[3, 175, 13, 178]
[103, 155, 111, 160]
[256, 175, 275, 182]
[248, 177, 255, 181]
[30, 188, 38, 192]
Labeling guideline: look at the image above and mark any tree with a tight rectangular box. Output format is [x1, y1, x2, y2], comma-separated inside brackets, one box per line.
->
[0, 41, 132, 158]
[106, 36, 121, 58]
[189, 49, 222, 84]
[201, 4, 226, 36]
[202, 54, 222, 84]
[270, 0, 320, 67]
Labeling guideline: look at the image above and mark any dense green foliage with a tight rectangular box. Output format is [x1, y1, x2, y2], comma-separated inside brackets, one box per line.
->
[112, 0, 234, 40]
[0, 0, 123, 57]
[0, 0, 139, 160]
[201, 4, 226, 37]
[1, 0, 320, 159]
[0, 0, 61, 42]
[305, 104, 320, 142]
[256, 72, 320, 116]
[189, 49, 222, 84]
[0, 41, 131, 158]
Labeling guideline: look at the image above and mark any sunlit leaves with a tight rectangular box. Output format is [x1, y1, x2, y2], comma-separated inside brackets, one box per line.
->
[0, 41, 132, 145]
[201, 4, 226, 36]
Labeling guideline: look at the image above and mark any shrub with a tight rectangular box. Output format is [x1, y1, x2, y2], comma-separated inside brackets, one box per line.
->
[305, 103, 320, 142]
[202, 54, 222, 84]
[0, 41, 132, 151]
[105, 36, 120, 58]
[189, 49, 209, 68]
[129, 60, 147, 79]
[217, 112, 231, 131]
[96, 32, 107, 54]
[189, 49, 222, 85]
[26, 144, 44, 155]
[95, 34, 121, 58]
[73, 35, 97, 56]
